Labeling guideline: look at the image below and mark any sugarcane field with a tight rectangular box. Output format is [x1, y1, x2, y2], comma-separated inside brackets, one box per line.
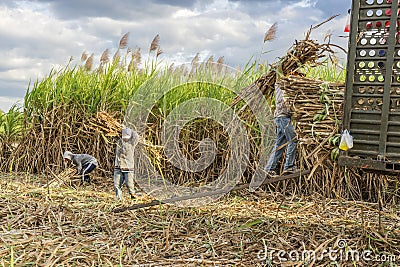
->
[1, 4, 400, 266]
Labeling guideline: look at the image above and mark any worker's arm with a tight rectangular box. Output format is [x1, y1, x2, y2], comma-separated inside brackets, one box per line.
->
[71, 155, 83, 173]
[132, 131, 139, 147]
[77, 161, 82, 173]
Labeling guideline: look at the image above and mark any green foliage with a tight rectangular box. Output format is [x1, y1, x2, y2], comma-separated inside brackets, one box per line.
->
[303, 60, 346, 83]
[0, 105, 23, 147]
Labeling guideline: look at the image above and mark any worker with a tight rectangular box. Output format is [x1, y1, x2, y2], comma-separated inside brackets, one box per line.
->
[114, 127, 139, 200]
[264, 71, 299, 177]
[63, 151, 98, 183]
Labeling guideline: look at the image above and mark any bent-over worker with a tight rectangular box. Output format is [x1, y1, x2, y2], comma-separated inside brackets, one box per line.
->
[63, 151, 98, 183]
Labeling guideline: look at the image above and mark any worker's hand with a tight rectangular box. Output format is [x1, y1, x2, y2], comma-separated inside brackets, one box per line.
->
[63, 159, 70, 166]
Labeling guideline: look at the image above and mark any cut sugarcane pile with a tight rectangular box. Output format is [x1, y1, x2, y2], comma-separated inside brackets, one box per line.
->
[46, 168, 79, 188]
[87, 111, 122, 137]
[281, 75, 344, 142]
[256, 39, 333, 100]
[87, 111, 163, 160]
[232, 36, 335, 106]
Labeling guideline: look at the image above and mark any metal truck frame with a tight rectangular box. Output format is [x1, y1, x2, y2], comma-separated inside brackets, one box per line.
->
[339, 0, 400, 174]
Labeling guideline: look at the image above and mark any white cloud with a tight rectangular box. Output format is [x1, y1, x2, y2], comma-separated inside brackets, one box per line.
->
[200, 0, 239, 13]
[294, 0, 318, 8]
[172, 9, 200, 18]
[0, 96, 23, 112]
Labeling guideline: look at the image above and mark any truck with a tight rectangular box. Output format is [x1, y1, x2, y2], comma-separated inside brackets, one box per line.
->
[338, 0, 400, 174]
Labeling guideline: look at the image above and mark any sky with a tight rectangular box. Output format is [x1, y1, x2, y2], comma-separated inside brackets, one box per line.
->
[0, 0, 351, 112]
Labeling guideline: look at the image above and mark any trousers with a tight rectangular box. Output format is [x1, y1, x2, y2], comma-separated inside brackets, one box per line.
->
[265, 116, 297, 171]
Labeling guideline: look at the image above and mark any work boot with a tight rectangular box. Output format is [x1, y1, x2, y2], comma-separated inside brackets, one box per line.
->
[83, 175, 91, 183]
[282, 166, 299, 175]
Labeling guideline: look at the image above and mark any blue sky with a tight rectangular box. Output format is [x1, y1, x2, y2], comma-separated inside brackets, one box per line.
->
[0, 0, 350, 112]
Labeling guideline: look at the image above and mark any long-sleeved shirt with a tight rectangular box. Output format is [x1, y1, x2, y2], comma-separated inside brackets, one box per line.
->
[71, 154, 98, 173]
[114, 131, 139, 171]
[274, 82, 292, 118]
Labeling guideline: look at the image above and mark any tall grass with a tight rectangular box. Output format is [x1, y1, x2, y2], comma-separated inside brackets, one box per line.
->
[24, 61, 147, 120]
[302, 59, 346, 82]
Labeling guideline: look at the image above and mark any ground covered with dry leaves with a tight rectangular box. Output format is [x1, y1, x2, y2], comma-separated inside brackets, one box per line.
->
[1, 173, 399, 266]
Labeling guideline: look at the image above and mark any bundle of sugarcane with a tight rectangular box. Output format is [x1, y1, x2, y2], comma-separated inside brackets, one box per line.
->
[46, 167, 78, 188]
[232, 38, 335, 106]
[87, 111, 122, 137]
[58, 167, 78, 179]
[257, 39, 333, 100]
[87, 111, 162, 149]
[86, 111, 163, 165]
[232, 15, 341, 107]
[282, 75, 344, 141]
